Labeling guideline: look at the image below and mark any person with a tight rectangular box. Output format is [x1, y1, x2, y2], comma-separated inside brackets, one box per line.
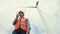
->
[12, 11, 31, 34]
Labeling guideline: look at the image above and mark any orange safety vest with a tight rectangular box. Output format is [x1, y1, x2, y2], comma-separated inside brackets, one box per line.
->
[14, 17, 27, 31]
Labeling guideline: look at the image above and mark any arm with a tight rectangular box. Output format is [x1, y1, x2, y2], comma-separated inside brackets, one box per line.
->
[13, 14, 18, 25]
[26, 19, 31, 31]
[13, 17, 17, 25]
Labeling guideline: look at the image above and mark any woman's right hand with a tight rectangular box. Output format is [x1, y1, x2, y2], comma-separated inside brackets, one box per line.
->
[16, 13, 20, 18]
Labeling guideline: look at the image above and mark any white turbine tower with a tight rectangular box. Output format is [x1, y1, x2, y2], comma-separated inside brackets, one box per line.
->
[20, 0, 51, 34]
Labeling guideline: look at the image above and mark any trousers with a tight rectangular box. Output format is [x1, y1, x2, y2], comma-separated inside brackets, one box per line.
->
[12, 28, 26, 34]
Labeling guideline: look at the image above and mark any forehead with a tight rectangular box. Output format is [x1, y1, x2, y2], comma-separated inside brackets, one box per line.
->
[19, 12, 23, 14]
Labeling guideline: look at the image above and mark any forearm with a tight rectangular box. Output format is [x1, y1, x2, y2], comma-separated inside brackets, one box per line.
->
[13, 16, 18, 25]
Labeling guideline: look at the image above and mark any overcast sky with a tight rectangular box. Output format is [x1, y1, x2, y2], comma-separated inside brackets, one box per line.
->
[0, 0, 60, 34]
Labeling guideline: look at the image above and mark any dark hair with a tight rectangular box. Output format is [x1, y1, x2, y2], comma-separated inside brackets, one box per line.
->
[19, 11, 24, 16]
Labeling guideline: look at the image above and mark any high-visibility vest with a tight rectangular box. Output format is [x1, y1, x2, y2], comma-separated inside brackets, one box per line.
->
[14, 17, 27, 31]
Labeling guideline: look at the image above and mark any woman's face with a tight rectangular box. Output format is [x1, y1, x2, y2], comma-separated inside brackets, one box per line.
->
[19, 13, 24, 17]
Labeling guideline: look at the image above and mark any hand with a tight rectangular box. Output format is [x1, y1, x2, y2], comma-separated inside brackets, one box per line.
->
[16, 13, 20, 18]
[26, 29, 29, 32]
[26, 30, 30, 34]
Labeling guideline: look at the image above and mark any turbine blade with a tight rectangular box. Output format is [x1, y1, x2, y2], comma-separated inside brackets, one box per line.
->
[37, 7, 51, 34]
[19, 6, 37, 8]
[36, 1, 39, 6]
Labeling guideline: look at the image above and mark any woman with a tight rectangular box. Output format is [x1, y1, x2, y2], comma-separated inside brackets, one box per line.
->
[12, 11, 31, 34]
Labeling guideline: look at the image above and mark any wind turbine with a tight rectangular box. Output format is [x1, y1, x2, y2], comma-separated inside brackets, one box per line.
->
[20, 1, 51, 34]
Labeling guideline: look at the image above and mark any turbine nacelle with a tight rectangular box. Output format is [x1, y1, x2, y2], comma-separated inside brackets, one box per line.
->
[20, 1, 39, 8]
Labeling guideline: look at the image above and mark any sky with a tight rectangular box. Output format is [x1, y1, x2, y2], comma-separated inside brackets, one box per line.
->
[0, 0, 60, 34]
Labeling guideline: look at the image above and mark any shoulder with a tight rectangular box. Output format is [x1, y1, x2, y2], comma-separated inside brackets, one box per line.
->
[25, 18, 28, 21]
